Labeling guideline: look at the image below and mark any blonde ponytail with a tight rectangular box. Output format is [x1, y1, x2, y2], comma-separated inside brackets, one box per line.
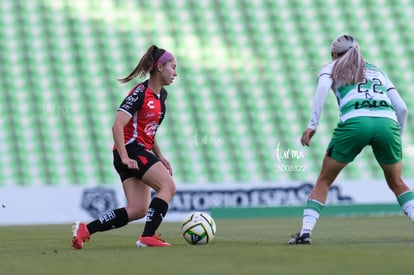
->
[331, 35, 365, 88]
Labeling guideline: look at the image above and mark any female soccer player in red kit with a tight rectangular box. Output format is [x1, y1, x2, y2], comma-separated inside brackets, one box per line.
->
[72, 45, 177, 248]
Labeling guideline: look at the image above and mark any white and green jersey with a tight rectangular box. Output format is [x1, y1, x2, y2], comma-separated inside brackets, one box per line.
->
[334, 62, 396, 121]
[308, 61, 407, 133]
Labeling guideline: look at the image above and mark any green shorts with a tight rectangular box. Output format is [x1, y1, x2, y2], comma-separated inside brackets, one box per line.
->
[327, 117, 402, 164]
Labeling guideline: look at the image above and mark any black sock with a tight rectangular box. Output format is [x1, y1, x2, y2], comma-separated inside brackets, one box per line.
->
[87, 208, 129, 234]
[142, 197, 168, 237]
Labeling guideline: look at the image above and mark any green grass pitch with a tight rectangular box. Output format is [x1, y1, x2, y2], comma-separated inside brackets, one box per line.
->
[1, 215, 413, 275]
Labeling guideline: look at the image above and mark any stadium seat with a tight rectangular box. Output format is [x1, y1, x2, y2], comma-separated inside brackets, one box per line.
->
[1, 0, 414, 186]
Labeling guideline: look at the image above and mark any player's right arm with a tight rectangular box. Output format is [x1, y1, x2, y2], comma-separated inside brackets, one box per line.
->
[301, 128, 316, 147]
[112, 111, 139, 169]
[302, 65, 333, 146]
[112, 84, 146, 169]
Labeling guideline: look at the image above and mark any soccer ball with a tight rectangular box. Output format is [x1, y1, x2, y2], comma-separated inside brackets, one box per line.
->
[181, 212, 216, 245]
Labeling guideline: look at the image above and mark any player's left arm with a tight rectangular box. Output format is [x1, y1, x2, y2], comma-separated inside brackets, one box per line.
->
[153, 137, 173, 176]
[388, 88, 407, 134]
[384, 75, 408, 134]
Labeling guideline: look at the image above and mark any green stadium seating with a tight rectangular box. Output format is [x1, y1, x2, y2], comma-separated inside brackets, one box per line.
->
[1, 0, 414, 186]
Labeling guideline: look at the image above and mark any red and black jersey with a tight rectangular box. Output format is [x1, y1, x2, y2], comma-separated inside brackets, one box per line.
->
[116, 80, 167, 150]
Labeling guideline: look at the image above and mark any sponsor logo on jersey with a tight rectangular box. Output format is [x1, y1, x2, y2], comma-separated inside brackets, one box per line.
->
[147, 100, 155, 109]
[354, 100, 389, 109]
[144, 121, 159, 136]
[121, 86, 144, 111]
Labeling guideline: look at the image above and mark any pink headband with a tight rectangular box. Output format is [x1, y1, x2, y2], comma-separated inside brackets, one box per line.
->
[155, 51, 174, 66]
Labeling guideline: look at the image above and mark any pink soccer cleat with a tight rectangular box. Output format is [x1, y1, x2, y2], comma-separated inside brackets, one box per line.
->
[71, 221, 90, 249]
[136, 233, 171, 247]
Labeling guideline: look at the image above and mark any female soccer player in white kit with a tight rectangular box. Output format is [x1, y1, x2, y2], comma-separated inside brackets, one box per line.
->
[289, 34, 414, 244]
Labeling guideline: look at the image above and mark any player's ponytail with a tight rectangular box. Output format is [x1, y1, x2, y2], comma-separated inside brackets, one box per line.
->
[118, 45, 166, 83]
[331, 35, 365, 89]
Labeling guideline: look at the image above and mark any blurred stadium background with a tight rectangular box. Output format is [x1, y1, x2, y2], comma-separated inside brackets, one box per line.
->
[1, 0, 414, 189]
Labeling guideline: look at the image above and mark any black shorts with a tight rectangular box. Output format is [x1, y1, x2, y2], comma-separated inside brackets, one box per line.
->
[113, 142, 159, 181]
